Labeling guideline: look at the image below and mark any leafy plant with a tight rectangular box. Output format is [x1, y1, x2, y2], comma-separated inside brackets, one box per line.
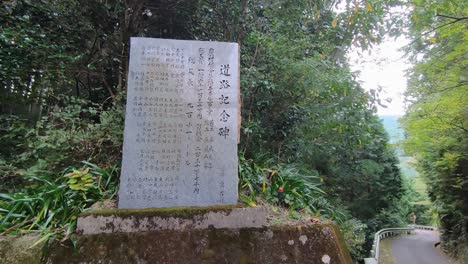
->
[238, 155, 332, 215]
[0, 162, 119, 239]
[339, 217, 368, 260]
[6, 96, 124, 173]
[65, 168, 95, 192]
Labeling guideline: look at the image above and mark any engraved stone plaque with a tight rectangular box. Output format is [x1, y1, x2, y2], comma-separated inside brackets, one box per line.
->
[118, 38, 239, 208]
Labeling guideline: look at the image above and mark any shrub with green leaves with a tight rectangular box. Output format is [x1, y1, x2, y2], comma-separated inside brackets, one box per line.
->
[0, 115, 30, 161]
[338, 217, 368, 260]
[0, 162, 119, 238]
[3, 96, 124, 174]
[238, 154, 332, 215]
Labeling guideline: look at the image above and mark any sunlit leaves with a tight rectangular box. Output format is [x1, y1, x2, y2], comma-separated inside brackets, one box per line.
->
[64, 167, 95, 192]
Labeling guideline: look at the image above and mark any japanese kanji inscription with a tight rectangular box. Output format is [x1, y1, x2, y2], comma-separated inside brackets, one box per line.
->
[118, 38, 239, 208]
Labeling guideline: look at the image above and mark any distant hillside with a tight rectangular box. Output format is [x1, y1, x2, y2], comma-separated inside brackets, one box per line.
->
[380, 115, 419, 178]
[380, 115, 404, 145]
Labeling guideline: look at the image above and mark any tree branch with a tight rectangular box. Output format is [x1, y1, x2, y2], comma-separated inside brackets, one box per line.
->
[423, 82, 468, 96]
[408, 16, 468, 47]
[436, 14, 468, 20]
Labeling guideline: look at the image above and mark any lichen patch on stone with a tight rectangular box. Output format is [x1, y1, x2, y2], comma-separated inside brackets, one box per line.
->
[321, 254, 331, 263]
[299, 235, 308, 245]
[280, 254, 288, 261]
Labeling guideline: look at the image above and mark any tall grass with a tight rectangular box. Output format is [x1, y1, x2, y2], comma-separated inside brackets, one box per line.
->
[238, 154, 333, 215]
[0, 162, 119, 240]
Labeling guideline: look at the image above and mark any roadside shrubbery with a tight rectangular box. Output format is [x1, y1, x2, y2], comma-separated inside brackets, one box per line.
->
[0, 96, 123, 240]
[238, 154, 331, 214]
[0, 96, 123, 178]
[0, 163, 118, 239]
[237, 154, 374, 260]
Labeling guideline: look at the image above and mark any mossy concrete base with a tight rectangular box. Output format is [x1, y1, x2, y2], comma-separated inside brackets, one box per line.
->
[46, 224, 352, 264]
[77, 205, 267, 235]
[1, 207, 352, 263]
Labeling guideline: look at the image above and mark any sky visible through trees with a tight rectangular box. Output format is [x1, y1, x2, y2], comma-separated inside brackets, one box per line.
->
[349, 36, 410, 116]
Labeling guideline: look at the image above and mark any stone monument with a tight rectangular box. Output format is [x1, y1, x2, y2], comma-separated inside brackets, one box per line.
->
[118, 37, 239, 208]
[62, 37, 352, 264]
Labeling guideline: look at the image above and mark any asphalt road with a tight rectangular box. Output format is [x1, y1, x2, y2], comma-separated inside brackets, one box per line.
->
[391, 229, 455, 264]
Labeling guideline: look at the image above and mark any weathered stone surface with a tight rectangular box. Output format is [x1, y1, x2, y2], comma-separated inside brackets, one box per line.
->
[47, 224, 353, 264]
[119, 38, 240, 209]
[77, 206, 267, 235]
[0, 234, 42, 264]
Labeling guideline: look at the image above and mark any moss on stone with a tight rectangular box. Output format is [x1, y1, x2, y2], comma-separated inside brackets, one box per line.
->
[1, 209, 352, 263]
[0, 234, 43, 264]
[80, 204, 244, 220]
[44, 223, 353, 263]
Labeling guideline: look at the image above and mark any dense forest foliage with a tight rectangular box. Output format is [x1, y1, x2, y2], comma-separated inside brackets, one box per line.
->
[1, 0, 463, 261]
[401, 0, 467, 262]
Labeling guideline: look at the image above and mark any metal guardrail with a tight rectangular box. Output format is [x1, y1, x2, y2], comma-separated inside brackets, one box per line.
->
[364, 225, 437, 263]
[409, 224, 437, 231]
[364, 227, 415, 264]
